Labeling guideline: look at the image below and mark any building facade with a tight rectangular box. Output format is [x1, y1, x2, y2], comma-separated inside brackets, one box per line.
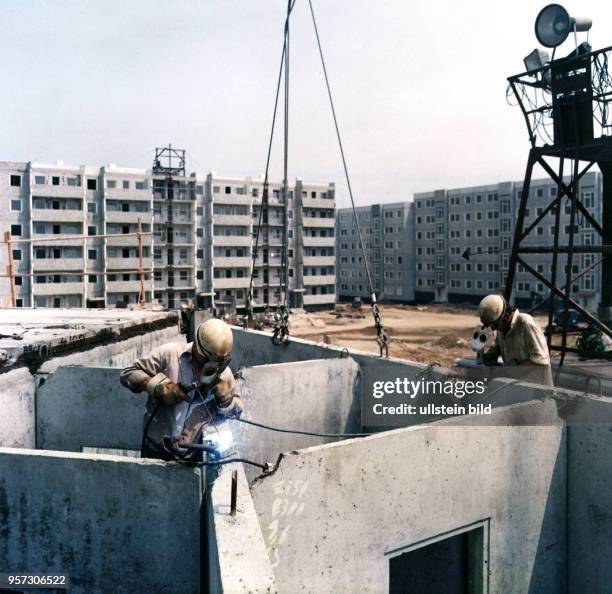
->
[0, 160, 335, 311]
[337, 171, 603, 313]
[336, 202, 414, 303]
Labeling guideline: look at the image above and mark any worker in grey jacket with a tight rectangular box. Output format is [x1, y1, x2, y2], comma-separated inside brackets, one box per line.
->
[478, 294, 553, 386]
[120, 318, 243, 460]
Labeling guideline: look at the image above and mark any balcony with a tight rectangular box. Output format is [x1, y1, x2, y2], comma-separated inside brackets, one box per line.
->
[212, 195, 252, 206]
[303, 256, 335, 266]
[31, 234, 83, 247]
[32, 209, 84, 223]
[106, 257, 153, 270]
[106, 235, 142, 247]
[31, 184, 84, 198]
[214, 215, 251, 226]
[213, 277, 250, 289]
[32, 281, 83, 296]
[32, 258, 83, 272]
[168, 259, 193, 268]
[303, 275, 336, 286]
[105, 189, 152, 202]
[213, 235, 251, 247]
[214, 257, 252, 268]
[301, 217, 335, 229]
[253, 282, 283, 292]
[253, 257, 283, 267]
[302, 236, 335, 247]
[169, 279, 195, 289]
[105, 211, 151, 224]
[301, 197, 335, 209]
[303, 293, 336, 305]
[106, 280, 143, 293]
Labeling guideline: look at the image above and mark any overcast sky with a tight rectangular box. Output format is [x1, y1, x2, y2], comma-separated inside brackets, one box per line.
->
[1, 1, 611, 208]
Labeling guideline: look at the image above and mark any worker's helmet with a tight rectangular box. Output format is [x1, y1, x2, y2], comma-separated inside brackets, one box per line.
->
[195, 319, 233, 383]
[478, 294, 506, 327]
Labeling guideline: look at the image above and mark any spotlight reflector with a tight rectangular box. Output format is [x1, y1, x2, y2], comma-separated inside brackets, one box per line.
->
[524, 49, 550, 72]
[535, 4, 592, 49]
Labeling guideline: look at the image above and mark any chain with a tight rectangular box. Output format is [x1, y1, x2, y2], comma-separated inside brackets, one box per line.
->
[371, 296, 389, 357]
[272, 304, 290, 345]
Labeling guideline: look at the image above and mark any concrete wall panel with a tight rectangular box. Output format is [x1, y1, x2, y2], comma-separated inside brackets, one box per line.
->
[250, 421, 566, 594]
[0, 368, 36, 447]
[0, 326, 181, 450]
[207, 463, 277, 593]
[37, 325, 183, 374]
[568, 425, 612, 594]
[37, 367, 144, 452]
[234, 358, 361, 480]
[0, 447, 202, 594]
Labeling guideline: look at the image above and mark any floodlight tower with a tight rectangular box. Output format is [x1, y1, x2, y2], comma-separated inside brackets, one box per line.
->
[506, 4, 612, 361]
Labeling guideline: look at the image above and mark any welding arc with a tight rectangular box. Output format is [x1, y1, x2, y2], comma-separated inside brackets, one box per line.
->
[233, 417, 372, 438]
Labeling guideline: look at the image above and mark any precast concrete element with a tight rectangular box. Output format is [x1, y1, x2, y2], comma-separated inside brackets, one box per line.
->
[0, 309, 180, 371]
[37, 324, 183, 374]
[0, 447, 202, 594]
[568, 424, 612, 594]
[0, 325, 182, 449]
[37, 367, 144, 452]
[0, 368, 35, 447]
[207, 463, 277, 593]
[233, 358, 361, 480]
[250, 412, 567, 594]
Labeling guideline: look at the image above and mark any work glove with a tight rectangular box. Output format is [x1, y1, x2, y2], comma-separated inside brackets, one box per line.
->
[482, 351, 500, 366]
[212, 379, 243, 418]
[212, 378, 234, 408]
[146, 372, 189, 406]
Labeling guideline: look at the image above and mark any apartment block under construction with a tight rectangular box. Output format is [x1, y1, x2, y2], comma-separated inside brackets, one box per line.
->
[0, 149, 336, 311]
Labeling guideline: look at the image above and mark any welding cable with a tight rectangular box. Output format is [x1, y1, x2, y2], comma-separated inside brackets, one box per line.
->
[197, 458, 271, 471]
[232, 417, 373, 438]
[176, 442, 272, 472]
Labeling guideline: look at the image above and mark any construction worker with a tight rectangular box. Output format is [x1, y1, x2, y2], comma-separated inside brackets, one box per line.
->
[478, 294, 553, 386]
[120, 318, 243, 460]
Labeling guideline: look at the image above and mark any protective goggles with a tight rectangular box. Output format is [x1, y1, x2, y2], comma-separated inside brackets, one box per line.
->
[195, 342, 231, 383]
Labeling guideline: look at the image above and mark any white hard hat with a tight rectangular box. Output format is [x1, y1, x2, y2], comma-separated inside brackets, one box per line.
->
[478, 295, 506, 327]
[470, 324, 493, 352]
[195, 318, 233, 359]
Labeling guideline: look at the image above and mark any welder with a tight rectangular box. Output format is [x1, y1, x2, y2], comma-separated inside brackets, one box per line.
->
[120, 318, 243, 460]
[478, 294, 553, 386]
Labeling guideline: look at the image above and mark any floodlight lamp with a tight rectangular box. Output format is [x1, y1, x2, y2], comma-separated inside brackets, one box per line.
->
[524, 49, 550, 73]
[535, 4, 592, 49]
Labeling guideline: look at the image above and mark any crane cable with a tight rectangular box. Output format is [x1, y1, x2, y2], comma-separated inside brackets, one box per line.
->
[272, 0, 295, 346]
[243, 0, 296, 342]
[307, 0, 388, 357]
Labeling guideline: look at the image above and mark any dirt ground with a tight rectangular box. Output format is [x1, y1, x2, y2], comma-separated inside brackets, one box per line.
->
[288, 303, 481, 367]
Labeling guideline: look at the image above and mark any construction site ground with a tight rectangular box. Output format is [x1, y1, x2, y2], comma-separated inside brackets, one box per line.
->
[288, 303, 480, 367]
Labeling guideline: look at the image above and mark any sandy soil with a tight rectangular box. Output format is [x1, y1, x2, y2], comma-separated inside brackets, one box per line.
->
[289, 304, 481, 367]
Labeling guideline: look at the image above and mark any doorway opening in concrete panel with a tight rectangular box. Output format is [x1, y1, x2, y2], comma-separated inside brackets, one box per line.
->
[388, 520, 488, 594]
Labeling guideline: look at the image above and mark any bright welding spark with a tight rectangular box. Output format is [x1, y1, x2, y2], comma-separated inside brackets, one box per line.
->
[207, 429, 235, 456]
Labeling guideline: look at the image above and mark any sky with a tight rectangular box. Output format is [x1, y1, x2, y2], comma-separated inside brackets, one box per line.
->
[1, 0, 611, 209]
